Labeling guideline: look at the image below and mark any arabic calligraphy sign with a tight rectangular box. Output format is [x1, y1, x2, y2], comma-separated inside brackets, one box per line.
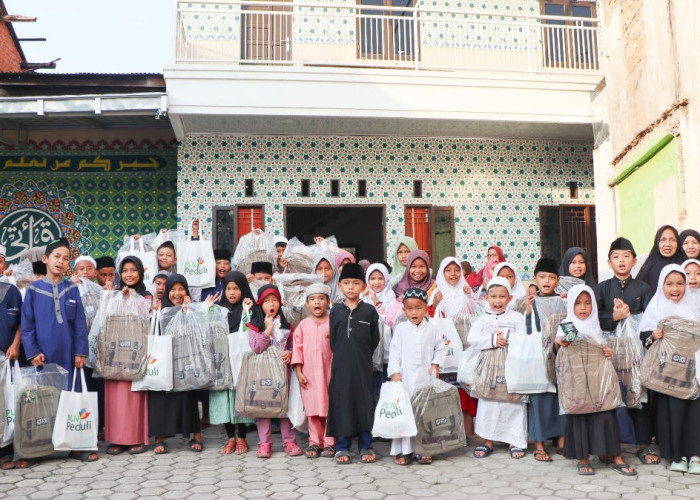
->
[0, 154, 167, 172]
[0, 208, 62, 263]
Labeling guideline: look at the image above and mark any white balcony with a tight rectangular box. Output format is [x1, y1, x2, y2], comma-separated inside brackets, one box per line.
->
[166, 1, 603, 140]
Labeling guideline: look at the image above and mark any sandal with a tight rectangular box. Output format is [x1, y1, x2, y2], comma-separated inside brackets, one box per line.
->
[636, 447, 660, 465]
[577, 461, 594, 475]
[335, 450, 352, 465]
[321, 446, 335, 458]
[533, 449, 553, 462]
[129, 444, 148, 455]
[189, 438, 203, 453]
[153, 442, 169, 455]
[15, 458, 40, 469]
[220, 439, 237, 455]
[106, 444, 128, 455]
[256, 443, 272, 459]
[394, 454, 410, 466]
[284, 441, 303, 457]
[0, 456, 15, 470]
[509, 446, 526, 459]
[360, 448, 376, 464]
[305, 444, 321, 459]
[670, 457, 689, 473]
[473, 444, 493, 458]
[415, 454, 432, 465]
[235, 438, 249, 455]
[70, 451, 99, 462]
[612, 463, 638, 476]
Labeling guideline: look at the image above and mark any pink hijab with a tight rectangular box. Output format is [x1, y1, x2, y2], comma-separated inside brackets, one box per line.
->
[334, 250, 356, 270]
[395, 250, 435, 296]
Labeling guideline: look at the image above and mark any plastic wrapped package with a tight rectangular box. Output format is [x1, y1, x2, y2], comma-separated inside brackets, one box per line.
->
[232, 229, 277, 275]
[287, 370, 307, 431]
[116, 233, 157, 273]
[603, 314, 644, 408]
[77, 278, 104, 332]
[207, 305, 233, 390]
[276, 273, 323, 326]
[155, 228, 187, 248]
[13, 363, 68, 459]
[451, 299, 486, 347]
[95, 291, 150, 381]
[371, 382, 417, 439]
[235, 349, 288, 418]
[162, 304, 216, 392]
[472, 347, 528, 403]
[542, 312, 567, 385]
[270, 326, 292, 352]
[281, 238, 315, 274]
[641, 316, 700, 399]
[456, 346, 480, 392]
[556, 338, 622, 414]
[5, 261, 34, 290]
[411, 378, 466, 455]
[372, 320, 389, 372]
[556, 276, 585, 294]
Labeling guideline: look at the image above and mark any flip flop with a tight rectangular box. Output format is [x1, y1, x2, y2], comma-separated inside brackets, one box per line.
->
[189, 438, 203, 452]
[473, 444, 493, 458]
[533, 449, 553, 462]
[577, 461, 594, 475]
[612, 463, 637, 476]
[153, 442, 169, 455]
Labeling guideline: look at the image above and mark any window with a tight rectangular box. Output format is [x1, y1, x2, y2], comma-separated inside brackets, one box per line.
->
[301, 179, 310, 197]
[405, 206, 455, 271]
[357, 179, 367, 197]
[540, 0, 598, 70]
[330, 179, 340, 197]
[357, 0, 417, 62]
[213, 205, 265, 252]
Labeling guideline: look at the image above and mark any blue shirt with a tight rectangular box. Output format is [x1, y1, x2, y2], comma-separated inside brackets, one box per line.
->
[0, 282, 22, 351]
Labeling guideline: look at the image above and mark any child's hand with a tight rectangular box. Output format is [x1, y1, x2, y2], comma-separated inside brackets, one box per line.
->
[103, 280, 114, 291]
[560, 292, 568, 300]
[555, 337, 571, 348]
[495, 331, 508, 347]
[313, 236, 325, 244]
[525, 294, 534, 314]
[151, 298, 161, 311]
[602, 345, 613, 359]
[264, 315, 274, 335]
[5, 341, 20, 361]
[390, 373, 402, 382]
[429, 364, 439, 378]
[397, 295, 404, 304]
[462, 285, 471, 294]
[31, 353, 46, 367]
[612, 298, 631, 321]
[433, 290, 443, 306]
[281, 351, 292, 364]
[4, 268, 13, 276]
[296, 369, 308, 389]
[652, 328, 663, 340]
[74, 355, 86, 369]
[71, 275, 81, 284]
[242, 298, 253, 311]
[122, 286, 132, 298]
[132, 233, 141, 240]
[204, 292, 221, 307]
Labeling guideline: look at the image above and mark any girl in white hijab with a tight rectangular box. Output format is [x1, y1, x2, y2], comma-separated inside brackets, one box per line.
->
[493, 262, 526, 309]
[429, 256, 470, 317]
[637, 264, 696, 340]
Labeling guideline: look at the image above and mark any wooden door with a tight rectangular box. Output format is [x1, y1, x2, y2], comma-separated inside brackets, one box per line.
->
[242, 1, 292, 62]
[560, 204, 597, 279]
[236, 205, 264, 240]
[405, 206, 431, 254]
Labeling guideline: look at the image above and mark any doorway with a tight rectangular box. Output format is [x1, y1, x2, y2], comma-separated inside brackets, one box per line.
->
[285, 205, 386, 263]
[241, 0, 292, 62]
[539, 204, 597, 279]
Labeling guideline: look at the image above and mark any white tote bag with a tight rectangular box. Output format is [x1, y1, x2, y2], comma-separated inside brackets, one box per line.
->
[287, 371, 307, 431]
[229, 316, 253, 387]
[52, 368, 98, 451]
[176, 222, 216, 288]
[434, 306, 464, 373]
[504, 314, 556, 394]
[131, 310, 174, 392]
[457, 346, 480, 394]
[121, 237, 158, 284]
[1, 359, 20, 446]
[371, 382, 417, 439]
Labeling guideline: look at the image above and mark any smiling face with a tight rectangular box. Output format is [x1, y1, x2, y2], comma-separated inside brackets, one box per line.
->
[157, 247, 176, 270]
[225, 280, 242, 304]
[315, 259, 333, 283]
[658, 228, 678, 258]
[497, 266, 516, 289]
[306, 293, 329, 318]
[368, 270, 386, 293]
[216, 259, 232, 280]
[409, 258, 428, 283]
[43, 246, 71, 279]
[443, 262, 462, 286]
[573, 291, 593, 320]
[663, 271, 686, 303]
[685, 263, 700, 290]
[683, 236, 700, 259]
[403, 297, 428, 325]
[120, 261, 140, 287]
[168, 282, 187, 305]
[486, 285, 512, 314]
[568, 253, 587, 279]
[262, 294, 281, 317]
[397, 244, 411, 266]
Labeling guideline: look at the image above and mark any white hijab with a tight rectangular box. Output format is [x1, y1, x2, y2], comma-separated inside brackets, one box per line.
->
[429, 256, 469, 317]
[559, 284, 603, 343]
[637, 264, 696, 334]
[365, 263, 396, 311]
[493, 261, 526, 305]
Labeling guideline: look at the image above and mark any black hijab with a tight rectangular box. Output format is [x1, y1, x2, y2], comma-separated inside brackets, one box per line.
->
[558, 247, 596, 288]
[118, 256, 151, 298]
[636, 225, 687, 288]
[219, 271, 256, 332]
[161, 273, 190, 308]
[250, 284, 291, 331]
[680, 229, 700, 259]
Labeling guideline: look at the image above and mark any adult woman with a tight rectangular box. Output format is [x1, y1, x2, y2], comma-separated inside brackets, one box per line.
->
[636, 225, 687, 289]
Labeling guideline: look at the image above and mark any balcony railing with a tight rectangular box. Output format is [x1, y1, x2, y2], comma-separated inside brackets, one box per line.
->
[176, 1, 601, 74]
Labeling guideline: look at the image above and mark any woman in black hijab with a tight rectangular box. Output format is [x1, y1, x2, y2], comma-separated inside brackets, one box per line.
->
[149, 274, 203, 454]
[680, 229, 700, 260]
[636, 225, 687, 288]
[559, 247, 597, 288]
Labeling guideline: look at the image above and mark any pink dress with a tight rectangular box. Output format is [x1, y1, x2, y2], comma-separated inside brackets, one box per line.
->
[291, 316, 332, 417]
[104, 380, 149, 446]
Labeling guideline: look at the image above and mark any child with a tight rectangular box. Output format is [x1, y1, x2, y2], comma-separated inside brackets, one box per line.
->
[637, 264, 700, 473]
[201, 249, 232, 301]
[156, 241, 177, 273]
[210, 271, 256, 455]
[556, 285, 636, 476]
[494, 262, 527, 308]
[328, 263, 380, 464]
[292, 283, 335, 459]
[335, 250, 356, 275]
[683, 259, 700, 316]
[525, 257, 566, 462]
[149, 274, 207, 454]
[95, 256, 116, 288]
[248, 261, 274, 284]
[0, 276, 22, 469]
[247, 284, 303, 458]
[470, 277, 528, 460]
[428, 257, 478, 436]
[21, 237, 97, 464]
[394, 250, 436, 300]
[388, 236, 419, 289]
[104, 256, 151, 456]
[595, 237, 656, 464]
[151, 271, 170, 309]
[72, 255, 97, 282]
[314, 255, 339, 304]
[559, 247, 596, 288]
[274, 237, 288, 273]
[388, 287, 445, 465]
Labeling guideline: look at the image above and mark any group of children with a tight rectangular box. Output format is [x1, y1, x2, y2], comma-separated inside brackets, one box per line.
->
[1, 223, 700, 475]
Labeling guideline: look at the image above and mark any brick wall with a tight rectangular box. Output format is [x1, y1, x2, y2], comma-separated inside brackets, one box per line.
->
[0, 22, 23, 72]
[604, 0, 645, 75]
